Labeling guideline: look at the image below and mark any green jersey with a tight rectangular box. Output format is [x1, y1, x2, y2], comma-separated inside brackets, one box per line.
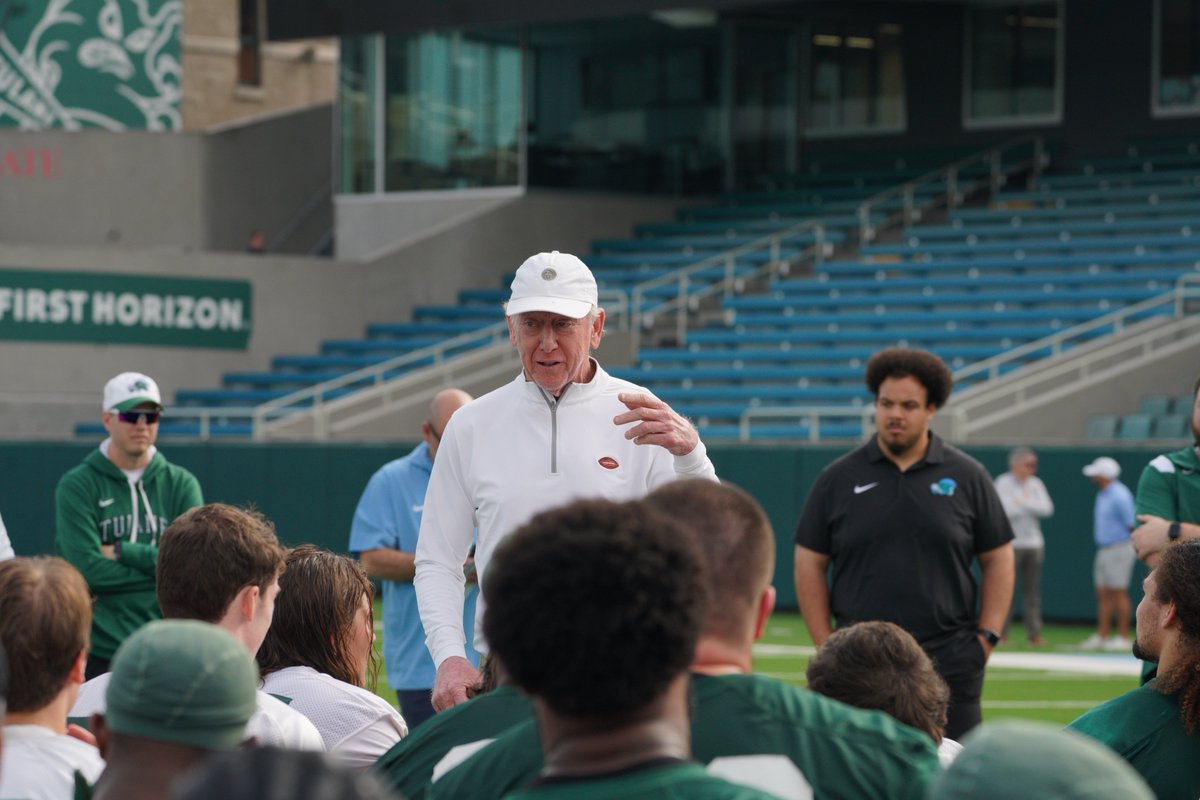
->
[375, 685, 533, 799]
[55, 447, 203, 659]
[430, 673, 939, 800]
[1135, 444, 1200, 682]
[1068, 680, 1200, 800]
[504, 762, 781, 800]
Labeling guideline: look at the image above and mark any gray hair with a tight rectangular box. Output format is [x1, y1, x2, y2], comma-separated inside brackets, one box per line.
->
[1008, 446, 1036, 467]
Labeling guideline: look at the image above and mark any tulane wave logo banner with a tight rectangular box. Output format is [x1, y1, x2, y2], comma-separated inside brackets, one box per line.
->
[0, 0, 182, 130]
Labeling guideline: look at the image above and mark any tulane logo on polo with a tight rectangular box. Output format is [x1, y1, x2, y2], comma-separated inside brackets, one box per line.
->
[930, 478, 957, 497]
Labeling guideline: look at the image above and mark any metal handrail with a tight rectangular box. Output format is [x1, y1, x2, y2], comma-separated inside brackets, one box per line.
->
[735, 275, 1200, 444]
[630, 218, 828, 353]
[857, 136, 1047, 244]
[738, 405, 873, 442]
[953, 273, 1200, 384]
[250, 290, 628, 439]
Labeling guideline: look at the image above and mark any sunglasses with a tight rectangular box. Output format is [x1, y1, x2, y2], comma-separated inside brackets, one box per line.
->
[116, 409, 162, 425]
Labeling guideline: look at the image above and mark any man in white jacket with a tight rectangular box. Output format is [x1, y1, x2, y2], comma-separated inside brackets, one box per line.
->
[994, 447, 1055, 646]
[415, 251, 718, 711]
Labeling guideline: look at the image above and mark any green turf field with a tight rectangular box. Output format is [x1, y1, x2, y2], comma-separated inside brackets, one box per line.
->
[370, 604, 1138, 727]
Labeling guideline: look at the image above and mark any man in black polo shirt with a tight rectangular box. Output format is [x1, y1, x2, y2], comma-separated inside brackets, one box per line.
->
[794, 347, 1014, 739]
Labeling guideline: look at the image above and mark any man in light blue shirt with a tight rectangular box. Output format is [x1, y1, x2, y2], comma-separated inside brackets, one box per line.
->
[1081, 456, 1137, 651]
[350, 389, 479, 729]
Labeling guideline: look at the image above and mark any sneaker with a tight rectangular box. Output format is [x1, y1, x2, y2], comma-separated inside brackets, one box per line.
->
[1079, 633, 1106, 649]
[1104, 635, 1132, 652]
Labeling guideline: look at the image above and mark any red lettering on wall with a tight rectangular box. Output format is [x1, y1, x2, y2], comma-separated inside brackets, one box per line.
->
[0, 148, 61, 179]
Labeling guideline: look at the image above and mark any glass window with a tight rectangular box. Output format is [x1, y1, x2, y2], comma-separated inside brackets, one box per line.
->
[339, 36, 378, 194]
[1156, 0, 1200, 114]
[238, 0, 262, 87]
[806, 22, 905, 135]
[965, 1, 1061, 126]
[527, 17, 723, 193]
[383, 29, 522, 191]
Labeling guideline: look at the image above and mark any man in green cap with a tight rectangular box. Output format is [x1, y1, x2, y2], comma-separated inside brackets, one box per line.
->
[55, 371, 203, 678]
[933, 720, 1153, 799]
[84, 619, 257, 800]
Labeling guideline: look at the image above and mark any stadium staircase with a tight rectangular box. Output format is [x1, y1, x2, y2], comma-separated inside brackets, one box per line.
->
[77, 136, 1200, 442]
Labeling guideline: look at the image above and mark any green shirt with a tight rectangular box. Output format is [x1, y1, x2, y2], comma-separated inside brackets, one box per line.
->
[504, 762, 781, 800]
[431, 673, 939, 800]
[374, 685, 533, 799]
[1068, 681, 1200, 800]
[1135, 444, 1200, 682]
[55, 447, 203, 659]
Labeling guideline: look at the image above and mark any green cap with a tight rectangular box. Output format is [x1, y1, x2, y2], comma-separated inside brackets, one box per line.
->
[105, 620, 257, 750]
[931, 720, 1154, 800]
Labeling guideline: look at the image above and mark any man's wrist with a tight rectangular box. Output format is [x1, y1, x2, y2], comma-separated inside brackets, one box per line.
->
[977, 627, 1001, 647]
[1168, 521, 1182, 541]
[114, 539, 123, 560]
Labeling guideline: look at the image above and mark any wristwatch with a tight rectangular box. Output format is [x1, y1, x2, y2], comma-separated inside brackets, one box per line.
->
[114, 539, 123, 559]
[1168, 521, 1182, 541]
[978, 628, 1001, 646]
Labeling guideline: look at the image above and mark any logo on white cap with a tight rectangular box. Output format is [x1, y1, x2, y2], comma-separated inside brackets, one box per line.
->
[103, 372, 163, 412]
[507, 251, 598, 320]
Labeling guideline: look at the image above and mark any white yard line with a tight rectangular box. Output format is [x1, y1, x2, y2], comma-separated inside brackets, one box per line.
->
[753, 643, 1142, 677]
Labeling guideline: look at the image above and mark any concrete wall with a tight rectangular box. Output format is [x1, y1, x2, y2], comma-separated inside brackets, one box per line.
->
[182, 0, 337, 130]
[0, 104, 333, 254]
[0, 244, 367, 437]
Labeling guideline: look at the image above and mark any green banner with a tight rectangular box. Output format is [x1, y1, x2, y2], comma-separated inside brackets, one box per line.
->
[0, 269, 252, 349]
[0, 0, 182, 130]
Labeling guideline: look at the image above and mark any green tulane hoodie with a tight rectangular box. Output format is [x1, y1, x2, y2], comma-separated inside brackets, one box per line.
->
[55, 446, 203, 660]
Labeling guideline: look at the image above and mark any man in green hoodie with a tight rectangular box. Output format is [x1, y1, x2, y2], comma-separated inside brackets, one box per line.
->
[55, 372, 203, 679]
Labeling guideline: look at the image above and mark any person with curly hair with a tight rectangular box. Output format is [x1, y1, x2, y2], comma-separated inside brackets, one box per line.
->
[793, 347, 1014, 739]
[1068, 539, 1200, 799]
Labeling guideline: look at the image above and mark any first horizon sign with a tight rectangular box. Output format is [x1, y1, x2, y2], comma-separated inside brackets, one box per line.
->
[0, 269, 252, 349]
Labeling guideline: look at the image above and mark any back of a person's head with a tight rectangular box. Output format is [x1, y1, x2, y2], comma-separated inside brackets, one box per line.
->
[645, 479, 774, 642]
[806, 621, 949, 742]
[1150, 539, 1200, 731]
[171, 747, 401, 800]
[105, 620, 257, 751]
[157, 504, 285, 622]
[482, 498, 706, 720]
[932, 720, 1153, 800]
[0, 556, 90, 713]
[255, 545, 376, 689]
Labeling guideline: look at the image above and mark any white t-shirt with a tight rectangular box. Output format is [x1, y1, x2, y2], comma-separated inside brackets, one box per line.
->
[70, 672, 325, 751]
[415, 364, 718, 664]
[260, 666, 407, 768]
[0, 508, 13, 560]
[993, 472, 1054, 549]
[0, 724, 105, 800]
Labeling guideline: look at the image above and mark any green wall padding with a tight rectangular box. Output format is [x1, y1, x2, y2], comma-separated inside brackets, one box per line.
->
[1, 441, 1162, 622]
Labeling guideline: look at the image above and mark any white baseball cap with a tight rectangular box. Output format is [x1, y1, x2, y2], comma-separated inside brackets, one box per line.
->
[506, 251, 598, 319]
[103, 372, 163, 412]
[1082, 456, 1121, 480]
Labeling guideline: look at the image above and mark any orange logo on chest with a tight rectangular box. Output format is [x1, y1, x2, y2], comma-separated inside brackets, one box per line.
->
[598, 457, 620, 470]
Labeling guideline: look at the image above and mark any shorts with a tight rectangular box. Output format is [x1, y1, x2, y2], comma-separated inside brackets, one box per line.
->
[1094, 541, 1136, 589]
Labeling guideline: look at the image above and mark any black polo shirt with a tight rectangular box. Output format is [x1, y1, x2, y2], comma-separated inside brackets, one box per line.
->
[794, 432, 1013, 647]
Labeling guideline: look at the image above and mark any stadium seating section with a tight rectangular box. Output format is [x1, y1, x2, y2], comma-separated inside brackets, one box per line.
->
[81, 140, 1200, 441]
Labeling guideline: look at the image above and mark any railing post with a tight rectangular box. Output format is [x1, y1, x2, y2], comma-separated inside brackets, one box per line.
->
[814, 222, 825, 267]
[199, 412, 210, 440]
[990, 149, 1003, 194]
[631, 287, 644, 355]
[724, 254, 735, 299]
[903, 185, 915, 227]
[858, 203, 872, 243]
[677, 274, 689, 345]
[948, 167, 959, 208]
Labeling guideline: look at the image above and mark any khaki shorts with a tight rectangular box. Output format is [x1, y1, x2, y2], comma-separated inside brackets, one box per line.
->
[1094, 541, 1136, 589]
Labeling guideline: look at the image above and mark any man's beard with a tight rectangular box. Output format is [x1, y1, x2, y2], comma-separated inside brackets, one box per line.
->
[1132, 639, 1154, 661]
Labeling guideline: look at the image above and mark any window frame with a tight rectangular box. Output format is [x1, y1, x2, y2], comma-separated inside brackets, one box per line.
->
[961, 0, 1065, 131]
[1151, 0, 1200, 118]
[803, 20, 908, 139]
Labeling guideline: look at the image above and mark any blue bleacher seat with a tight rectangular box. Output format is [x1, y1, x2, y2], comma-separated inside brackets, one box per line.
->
[1118, 413, 1154, 440]
[1085, 415, 1119, 439]
[1151, 414, 1190, 440]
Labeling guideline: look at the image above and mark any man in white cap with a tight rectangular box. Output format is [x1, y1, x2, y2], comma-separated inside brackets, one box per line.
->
[1081, 456, 1137, 650]
[55, 372, 203, 678]
[415, 251, 718, 711]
